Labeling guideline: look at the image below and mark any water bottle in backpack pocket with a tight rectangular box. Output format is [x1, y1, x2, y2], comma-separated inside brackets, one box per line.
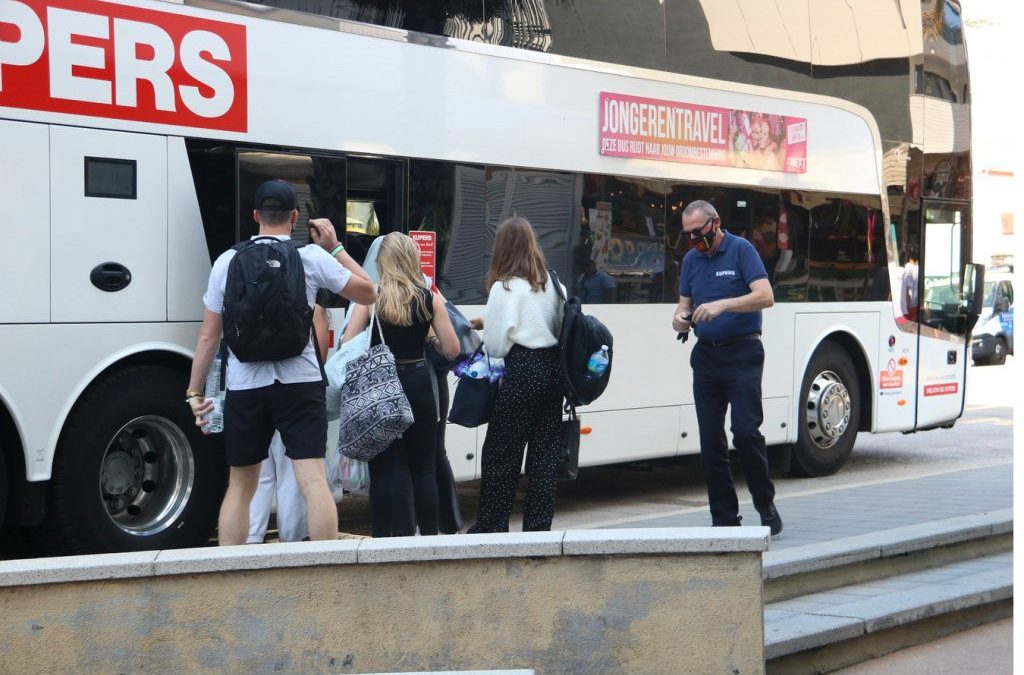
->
[585, 345, 610, 381]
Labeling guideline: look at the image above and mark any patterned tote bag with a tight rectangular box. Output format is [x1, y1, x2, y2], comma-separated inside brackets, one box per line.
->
[337, 306, 414, 461]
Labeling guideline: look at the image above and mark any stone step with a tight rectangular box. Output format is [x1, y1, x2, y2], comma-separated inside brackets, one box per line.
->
[764, 551, 1012, 672]
[763, 509, 1012, 602]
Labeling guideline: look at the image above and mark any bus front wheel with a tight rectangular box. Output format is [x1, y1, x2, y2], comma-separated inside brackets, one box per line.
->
[39, 365, 226, 555]
[791, 342, 861, 477]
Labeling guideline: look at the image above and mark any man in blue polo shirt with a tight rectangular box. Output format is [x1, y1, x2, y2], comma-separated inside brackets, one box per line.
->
[672, 200, 783, 536]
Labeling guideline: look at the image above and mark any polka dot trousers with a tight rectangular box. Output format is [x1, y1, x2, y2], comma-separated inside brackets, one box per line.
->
[469, 345, 563, 533]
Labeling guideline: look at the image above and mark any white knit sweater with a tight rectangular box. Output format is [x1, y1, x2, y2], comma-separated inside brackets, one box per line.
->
[483, 278, 565, 358]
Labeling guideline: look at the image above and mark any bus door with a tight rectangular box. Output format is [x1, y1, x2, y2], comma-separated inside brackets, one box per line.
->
[51, 127, 168, 323]
[915, 202, 971, 428]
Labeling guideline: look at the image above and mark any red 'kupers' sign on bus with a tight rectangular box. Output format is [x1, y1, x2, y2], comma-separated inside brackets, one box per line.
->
[409, 231, 436, 291]
[0, 0, 248, 131]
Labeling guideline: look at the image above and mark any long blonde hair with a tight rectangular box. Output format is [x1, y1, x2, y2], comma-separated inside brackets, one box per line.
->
[375, 232, 430, 326]
[486, 216, 548, 292]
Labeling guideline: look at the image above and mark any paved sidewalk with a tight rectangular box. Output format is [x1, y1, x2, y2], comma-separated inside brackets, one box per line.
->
[601, 464, 1013, 550]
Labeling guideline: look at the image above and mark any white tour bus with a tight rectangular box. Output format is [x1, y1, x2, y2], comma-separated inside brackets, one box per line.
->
[0, 0, 983, 553]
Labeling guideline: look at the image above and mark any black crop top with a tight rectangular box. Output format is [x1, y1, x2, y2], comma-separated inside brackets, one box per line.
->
[371, 287, 433, 360]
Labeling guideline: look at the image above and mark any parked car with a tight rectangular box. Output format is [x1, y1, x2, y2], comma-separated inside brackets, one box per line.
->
[971, 268, 1014, 365]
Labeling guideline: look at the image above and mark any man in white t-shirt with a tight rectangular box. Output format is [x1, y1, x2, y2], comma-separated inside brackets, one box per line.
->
[187, 180, 376, 546]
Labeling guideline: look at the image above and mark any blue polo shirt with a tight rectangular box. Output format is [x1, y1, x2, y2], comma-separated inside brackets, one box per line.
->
[679, 231, 768, 341]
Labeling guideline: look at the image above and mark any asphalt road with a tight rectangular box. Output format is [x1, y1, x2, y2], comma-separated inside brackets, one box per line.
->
[1, 358, 1013, 549]
[334, 356, 1014, 535]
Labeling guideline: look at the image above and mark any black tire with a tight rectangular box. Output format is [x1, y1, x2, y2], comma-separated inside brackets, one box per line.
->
[991, 338, 1007, 366]
[38, 366, 226, 555]
[791, 342, 861, 477]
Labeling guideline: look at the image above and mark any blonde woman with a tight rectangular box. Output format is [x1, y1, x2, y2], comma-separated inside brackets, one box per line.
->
[343, 232, 459, 537]
[468, 217, 565, 533]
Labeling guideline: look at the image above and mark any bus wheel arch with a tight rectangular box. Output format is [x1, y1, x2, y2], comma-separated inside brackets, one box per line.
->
[38, 353, 226, 554]
[0, 400, 25, 530]
[790, 335, 870, 477]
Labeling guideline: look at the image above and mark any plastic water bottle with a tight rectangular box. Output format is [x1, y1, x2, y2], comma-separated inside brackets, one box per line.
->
[586, 345, 610, 378]
[203, 354, 225, 434]
[466, 358, 489, 379]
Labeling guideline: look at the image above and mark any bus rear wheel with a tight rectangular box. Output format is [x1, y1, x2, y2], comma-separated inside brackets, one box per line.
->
[791, 342, 861, 477]
[39, 365, 226, 555]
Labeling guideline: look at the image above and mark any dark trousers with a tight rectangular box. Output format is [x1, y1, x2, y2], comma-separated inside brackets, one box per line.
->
[432, 368, 463, 533]
[691, 338, 776, 526]
[470, 345, 562, 533]
[368, 363, 439, 537]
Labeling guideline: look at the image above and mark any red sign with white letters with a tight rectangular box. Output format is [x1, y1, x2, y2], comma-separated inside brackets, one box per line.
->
[923, 382, 959, 397]
[0, 0, 247, 131]
[409, 230, 436, 291]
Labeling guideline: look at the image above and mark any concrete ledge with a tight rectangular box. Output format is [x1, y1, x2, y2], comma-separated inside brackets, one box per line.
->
[359, 672, 534, 675]
[0, 528, 767, 674]
[0, 528, 768, 588]
[0, 550, 158, 587]
[563, 527, 769, 555]
[763, 510, 1012, 580]
[765, 558, 1012, 659]
[154, 539, 361, 576]
[357, 531, 564, 563]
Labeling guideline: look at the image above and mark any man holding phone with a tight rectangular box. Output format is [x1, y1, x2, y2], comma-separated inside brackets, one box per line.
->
[186, 180, 376, 545]
[672, 200, 782, 536]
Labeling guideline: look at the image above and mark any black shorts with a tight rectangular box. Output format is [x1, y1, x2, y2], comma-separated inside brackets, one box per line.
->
[223, 381, 327, 467]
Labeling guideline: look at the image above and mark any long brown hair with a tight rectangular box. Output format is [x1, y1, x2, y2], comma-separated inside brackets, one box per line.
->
[376, 232, 430, 326]
[486, 216, 548, 292]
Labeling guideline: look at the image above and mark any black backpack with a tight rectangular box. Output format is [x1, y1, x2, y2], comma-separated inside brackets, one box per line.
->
[222, 237, 312, 363]
[549, 270, 614, 407]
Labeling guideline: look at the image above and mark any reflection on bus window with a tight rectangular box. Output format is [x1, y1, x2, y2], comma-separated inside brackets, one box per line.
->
[346, 200, 380, 237]
[409, 160, 579, 304]
[576, 175, 667, 304]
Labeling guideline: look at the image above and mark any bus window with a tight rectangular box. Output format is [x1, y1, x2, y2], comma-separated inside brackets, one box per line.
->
[409, 160, 578, 305]
[807, 196, 884, 302]
[577, 175, 668, 304]
[237, 150, 347, 246]
[345, 157, 404, 267]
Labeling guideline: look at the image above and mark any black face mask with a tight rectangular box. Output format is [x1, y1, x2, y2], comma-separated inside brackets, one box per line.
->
[689, 216, 717, 253]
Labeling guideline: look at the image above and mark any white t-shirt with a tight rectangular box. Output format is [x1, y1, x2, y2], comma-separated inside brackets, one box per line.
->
[203, 236, 351, 390]
[483, 278, 565, 358]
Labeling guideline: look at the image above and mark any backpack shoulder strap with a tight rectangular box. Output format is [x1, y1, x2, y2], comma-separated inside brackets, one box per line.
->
[549, 269, 567, 302]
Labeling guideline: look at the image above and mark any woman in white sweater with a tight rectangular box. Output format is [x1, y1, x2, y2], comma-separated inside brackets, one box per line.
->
[468, 216, 565, 532]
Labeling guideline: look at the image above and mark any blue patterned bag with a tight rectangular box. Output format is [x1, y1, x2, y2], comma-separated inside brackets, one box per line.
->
[337, 307, 414, 461]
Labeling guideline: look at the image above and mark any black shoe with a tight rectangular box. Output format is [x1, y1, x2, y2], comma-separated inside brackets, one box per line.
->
[759, 504, 783, 537]
[712, 514, 743, 527]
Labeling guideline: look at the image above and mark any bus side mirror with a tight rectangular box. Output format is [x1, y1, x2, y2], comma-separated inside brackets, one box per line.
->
[962, 263, 985, 334]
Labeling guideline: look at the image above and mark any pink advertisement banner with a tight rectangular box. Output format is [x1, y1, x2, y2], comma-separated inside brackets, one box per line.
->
[599, 92, 807, 173]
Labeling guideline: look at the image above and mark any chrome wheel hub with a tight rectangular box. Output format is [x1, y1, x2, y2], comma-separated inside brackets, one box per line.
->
[99, 416, 194, 536]
[804, 371, 852, 449]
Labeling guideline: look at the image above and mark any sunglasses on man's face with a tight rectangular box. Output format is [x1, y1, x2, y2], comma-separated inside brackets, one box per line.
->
[688, 216, 717, 243]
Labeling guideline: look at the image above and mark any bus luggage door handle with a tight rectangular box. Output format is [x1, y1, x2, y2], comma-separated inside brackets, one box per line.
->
[90, 262, 133, 292]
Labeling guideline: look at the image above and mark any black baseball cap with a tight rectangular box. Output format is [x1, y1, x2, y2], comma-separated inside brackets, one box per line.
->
[254, 179, 297, 211]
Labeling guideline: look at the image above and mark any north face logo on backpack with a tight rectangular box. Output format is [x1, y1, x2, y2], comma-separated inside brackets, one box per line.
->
[222, 237, 313, 363]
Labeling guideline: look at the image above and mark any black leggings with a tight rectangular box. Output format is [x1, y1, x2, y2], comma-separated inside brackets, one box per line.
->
[470, 345, 562, 533]
[432, 369, 463, 533]
[368, 362, 439, 537]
